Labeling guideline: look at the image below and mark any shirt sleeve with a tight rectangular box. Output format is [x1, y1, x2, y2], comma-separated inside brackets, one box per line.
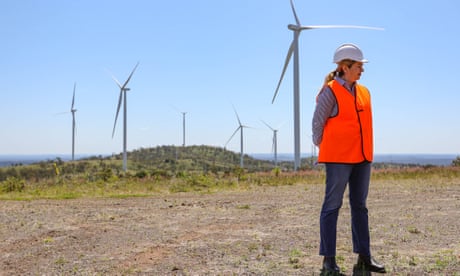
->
[312, 86, 336, 146]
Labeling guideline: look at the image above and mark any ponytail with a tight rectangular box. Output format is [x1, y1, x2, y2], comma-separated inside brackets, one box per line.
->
[320, 70, 337, 91]
[321, 59, 355, 89]
[323, 70, 336, 86]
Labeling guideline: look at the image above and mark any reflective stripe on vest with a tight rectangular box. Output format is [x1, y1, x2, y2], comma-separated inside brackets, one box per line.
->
[317, 80, 373, 163]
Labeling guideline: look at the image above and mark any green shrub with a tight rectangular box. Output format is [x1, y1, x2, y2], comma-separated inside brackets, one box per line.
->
[135, 170, 148, 179]
[0, 177, 25, 193]
[97, 168, 115, 182]
[272, 167, 281, 177]
[150, 169, 171, 179]
[452, 156, 460, 166]
[186, 174, 214, 190]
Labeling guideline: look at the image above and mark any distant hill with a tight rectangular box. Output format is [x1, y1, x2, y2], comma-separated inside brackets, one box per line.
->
[0, 146, 311, 182]
[2, 146, 458, 184]
[1, 146, 456, 171]
[105, 145, 304, 172]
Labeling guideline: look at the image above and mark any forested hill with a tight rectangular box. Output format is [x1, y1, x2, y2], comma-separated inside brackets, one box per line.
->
[109, 145, 285, 173]
[2, 146, 457, 183]
[0, 145, 313, 182]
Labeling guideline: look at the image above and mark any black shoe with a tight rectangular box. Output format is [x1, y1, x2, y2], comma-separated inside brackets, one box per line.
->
[355, 254, 386, 273]
[321, 256, 340, 275]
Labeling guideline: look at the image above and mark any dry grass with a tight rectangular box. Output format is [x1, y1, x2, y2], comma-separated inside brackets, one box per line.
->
[0, 167, 459, 274]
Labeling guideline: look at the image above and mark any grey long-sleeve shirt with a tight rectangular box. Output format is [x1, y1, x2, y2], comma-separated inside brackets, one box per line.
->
[311, 76, 356, 146]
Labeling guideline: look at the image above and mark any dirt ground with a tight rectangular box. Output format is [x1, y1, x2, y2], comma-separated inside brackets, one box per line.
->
[1, 179, 459, 275]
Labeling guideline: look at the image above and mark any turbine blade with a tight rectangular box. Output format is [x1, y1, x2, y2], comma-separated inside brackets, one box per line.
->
[112, 90, 123, 138]
[121, 61, 140, 89]
[272, 39, 295, 104]
[261, 120, 274, 131]
[71, 82, 76, 110]
[225, 127, 240, 147]
[232, 105, 242, 126]
[300, 25, 384, 31]
[170, 104, 181, 113]
[290, 0, 301, 26]
[105, 67, 123, 89]
[111, 75, 123, 89]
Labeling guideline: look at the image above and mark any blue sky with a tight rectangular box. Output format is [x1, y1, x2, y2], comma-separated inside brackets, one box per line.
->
[1, 0, 459, 156]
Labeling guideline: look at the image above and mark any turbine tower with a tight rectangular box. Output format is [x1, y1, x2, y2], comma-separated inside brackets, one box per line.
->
[262, 120, 279, 167]
[225, 107, 249, 168]
[171, 106, 187, 147]
[181, 111, 187, 147]
[70, 83, 77, 161]
[272, 0, 383, 170]
[111, 62, 139, 172]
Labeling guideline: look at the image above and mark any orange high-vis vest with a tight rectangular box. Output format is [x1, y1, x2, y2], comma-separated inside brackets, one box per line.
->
[317, 80, 373, 163]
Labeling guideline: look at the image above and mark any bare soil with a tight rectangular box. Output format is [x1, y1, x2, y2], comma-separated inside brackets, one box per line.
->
[1, 179, 459, 275]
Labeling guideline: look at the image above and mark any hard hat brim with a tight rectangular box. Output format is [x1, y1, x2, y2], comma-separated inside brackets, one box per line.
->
[334, 58, 368, 64]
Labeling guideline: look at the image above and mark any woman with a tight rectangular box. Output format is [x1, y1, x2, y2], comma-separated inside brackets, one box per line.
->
[312, 43, 386, 274]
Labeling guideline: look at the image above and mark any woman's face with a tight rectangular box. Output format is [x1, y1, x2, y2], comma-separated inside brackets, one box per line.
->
[342, 62, 364, 84]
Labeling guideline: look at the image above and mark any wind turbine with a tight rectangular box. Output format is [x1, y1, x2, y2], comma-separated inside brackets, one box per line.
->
[225, 107, 249, 168]
[262, 120, 279, 167]
[272, 0, 383, 170]
[111, 62, 139, 172]
[70, 83, 77, 161]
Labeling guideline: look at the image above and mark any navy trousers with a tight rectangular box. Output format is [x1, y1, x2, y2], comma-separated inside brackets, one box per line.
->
[319, 162, 371, 257]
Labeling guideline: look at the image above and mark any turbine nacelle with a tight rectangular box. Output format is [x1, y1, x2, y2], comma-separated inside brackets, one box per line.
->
[287, 24, 301, 31]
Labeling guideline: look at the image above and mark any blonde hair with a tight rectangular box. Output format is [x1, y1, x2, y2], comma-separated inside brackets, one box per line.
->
[322, 59, 356, 88]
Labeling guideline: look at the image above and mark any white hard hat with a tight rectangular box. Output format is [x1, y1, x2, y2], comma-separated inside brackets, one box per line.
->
[333, 43, 368, 63]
